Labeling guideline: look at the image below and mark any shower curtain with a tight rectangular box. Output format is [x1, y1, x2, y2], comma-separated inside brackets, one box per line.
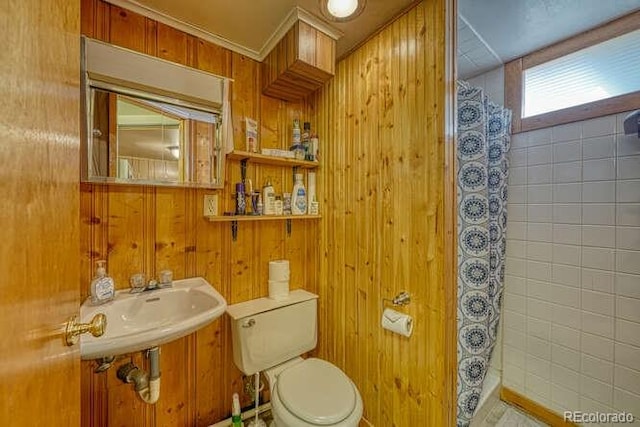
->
[456, 82, 512, 427]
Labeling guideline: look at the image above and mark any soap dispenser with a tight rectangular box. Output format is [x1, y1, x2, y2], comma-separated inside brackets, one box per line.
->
[90, 260, 115, 305]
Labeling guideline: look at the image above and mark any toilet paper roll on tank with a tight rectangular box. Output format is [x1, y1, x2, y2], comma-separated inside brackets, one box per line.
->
[268, 260, 290, 300]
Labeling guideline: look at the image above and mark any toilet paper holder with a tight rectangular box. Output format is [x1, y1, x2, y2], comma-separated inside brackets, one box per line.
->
[382, 291, 411, 308]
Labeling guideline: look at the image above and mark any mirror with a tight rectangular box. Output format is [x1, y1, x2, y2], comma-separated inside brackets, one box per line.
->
[88, 89, 222, 186]
[81, 37, 227, 188]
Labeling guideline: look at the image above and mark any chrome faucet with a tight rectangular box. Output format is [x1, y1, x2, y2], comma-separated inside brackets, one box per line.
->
[129, 270, 173, 293]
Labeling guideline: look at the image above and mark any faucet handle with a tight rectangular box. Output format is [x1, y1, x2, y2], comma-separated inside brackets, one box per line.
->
[129, 273, 146, 293]
[158, 269, 173, 288]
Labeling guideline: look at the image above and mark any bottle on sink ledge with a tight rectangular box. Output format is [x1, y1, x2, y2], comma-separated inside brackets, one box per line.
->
[90, 260, 115, 305]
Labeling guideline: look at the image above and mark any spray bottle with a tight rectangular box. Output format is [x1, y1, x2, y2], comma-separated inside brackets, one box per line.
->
[232, 393, 242, 427]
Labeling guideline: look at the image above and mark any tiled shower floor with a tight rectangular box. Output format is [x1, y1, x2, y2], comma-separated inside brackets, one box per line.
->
[476, 401, 549, 427]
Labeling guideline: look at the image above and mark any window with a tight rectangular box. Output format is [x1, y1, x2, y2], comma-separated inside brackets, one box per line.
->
[505, 11, 640, 133]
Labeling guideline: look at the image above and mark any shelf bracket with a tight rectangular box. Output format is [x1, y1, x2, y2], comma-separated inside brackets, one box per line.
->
[231, 220, 238, 242]
[286, 218, 292, 236]
[240, 159, 248, 183]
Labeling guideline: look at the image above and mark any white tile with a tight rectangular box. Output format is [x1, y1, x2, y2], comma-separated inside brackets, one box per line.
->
[510, 167, 527, 185]
[617, 250, 640, 275]
[504, 327, 527, 350]
[554, 161, 582, 183]
[527, 204, 552, 223]
[552, 122, 581, 142]
[528, 317, 551, 341]
[616, 319, 640, 348]
[508, 185, 527, 203]
[554, 183, 582, 203]
[505, 257, 526, 277]
[615, 342, 640, 372]
[617, 296, 640, 323]
[510, 148, 527, 167]
[528, 184, 553, 204]
[551, 324, 580, 350]
[553, 224, 582, 245]
[615, 273, 640, 299]
[582, 354, 614, 384]
[503, 309, 526, 332]
[583, 158, 616, 182]
[509, 204, 527, 222]
[582, 225, 616, 248]
[527, 146, 553, 165]
[617, 132, 640, 157]
[506, 239, 526, 258]
[528, 128, 553, 147]
[579, 396, 616, 425]
[503, 363, 525, 391]
[613, 387, 640, 417]
[618, 180, 640, 203]
[552, 264, 581, 288]
[617, 111, 635, 134]
[582, 204, 616, 225]
[581, 311, 614, 337]
[582, 290, 614, 316]
[527, 242, 552, 262]
[528, 298, 553, 320]
[527, 223, 553, 242]
[554, 204, 582, 224]
[551, 384, 580, 412]
[511, 133, 528, 149]
[581, 332, 614, 361]
[549, 284, 580, 307]
[617, 227, 640, 251]
[507, 221, 527, 240]
[505, 275, 527, 295]
[528, 335, 551, 360]
[527, 260, 552, 281]
[552, 343, 581, 369]
[554, 140, 581, 163]
[615, 366, 640, 396]
[617, 204, 640, 227]
[504, 293, 526, 314]
[528, 164, 552, 184]
[527, 354, 552, 379]
[583, 181, 616, 203]
[552, 304, 581, 329]
[525, 373, 551, 400]
[582, 247, 615, 271]
[582, 115, 616, 138]
[504, 344, 526, 368]
[581, 375, 613, 405]
[552, 364, 581, 392]
[618, 155, 640, 180]
[583, 268, 614, 293]
[583, 135, 615, 160]
[553, 244, 581, 266]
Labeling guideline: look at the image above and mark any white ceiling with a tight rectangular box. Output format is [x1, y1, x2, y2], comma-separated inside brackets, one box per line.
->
[108, 0, 415, 60]
[458, 0, 640, 79]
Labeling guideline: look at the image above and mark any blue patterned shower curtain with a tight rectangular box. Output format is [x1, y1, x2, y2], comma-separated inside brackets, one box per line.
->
[456, 82, 512, 427]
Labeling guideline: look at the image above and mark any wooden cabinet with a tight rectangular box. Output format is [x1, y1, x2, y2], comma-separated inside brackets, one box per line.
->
[262, 20, 335, 101]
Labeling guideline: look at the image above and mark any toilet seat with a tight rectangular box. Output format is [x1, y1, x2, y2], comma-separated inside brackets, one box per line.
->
[270, 358, 363, 427]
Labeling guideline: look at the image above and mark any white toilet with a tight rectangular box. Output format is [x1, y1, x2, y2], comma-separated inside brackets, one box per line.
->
[227, 290, 363, 427]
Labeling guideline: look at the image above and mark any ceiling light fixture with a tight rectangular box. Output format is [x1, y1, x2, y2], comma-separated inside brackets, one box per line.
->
[320, 0, 365, 22]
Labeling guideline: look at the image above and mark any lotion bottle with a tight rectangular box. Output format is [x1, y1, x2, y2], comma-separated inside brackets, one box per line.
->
[90, 260, 115, 305]
[291, 173, 307, 215]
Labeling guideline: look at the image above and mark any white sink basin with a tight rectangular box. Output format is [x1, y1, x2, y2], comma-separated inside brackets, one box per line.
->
[80, 277, 226, 360]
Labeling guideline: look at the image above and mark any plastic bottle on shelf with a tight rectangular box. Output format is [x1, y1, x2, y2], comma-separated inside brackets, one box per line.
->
[291, 173, 307, 215]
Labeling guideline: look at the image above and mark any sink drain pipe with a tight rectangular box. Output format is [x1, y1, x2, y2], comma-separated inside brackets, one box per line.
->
[116, 347, 161, 404]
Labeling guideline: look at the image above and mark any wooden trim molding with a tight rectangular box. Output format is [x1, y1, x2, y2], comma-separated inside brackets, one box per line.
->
[501, 387, 578, 427]
[504, 10, 640, 134]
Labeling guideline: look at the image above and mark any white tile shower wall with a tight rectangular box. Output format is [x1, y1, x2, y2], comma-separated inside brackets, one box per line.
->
[503, 111, 640, 424]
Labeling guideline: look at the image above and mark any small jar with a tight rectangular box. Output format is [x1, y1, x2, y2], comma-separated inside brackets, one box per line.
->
[274, 195, 284, 215]
[283, 193, 292, 215]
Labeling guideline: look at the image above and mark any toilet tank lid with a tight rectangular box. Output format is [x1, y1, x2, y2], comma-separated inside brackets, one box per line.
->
[226, 289, 318, 320]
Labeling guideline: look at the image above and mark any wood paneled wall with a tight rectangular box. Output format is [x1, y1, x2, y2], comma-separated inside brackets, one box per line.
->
[315, 0, 456, 425]
[80, 1, 318, 425]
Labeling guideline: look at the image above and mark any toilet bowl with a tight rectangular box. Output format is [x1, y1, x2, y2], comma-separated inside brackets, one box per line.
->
[265, 358, 363, 427]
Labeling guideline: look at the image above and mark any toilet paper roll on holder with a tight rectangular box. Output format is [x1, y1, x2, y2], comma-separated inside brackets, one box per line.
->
[382, 291, 411, 308]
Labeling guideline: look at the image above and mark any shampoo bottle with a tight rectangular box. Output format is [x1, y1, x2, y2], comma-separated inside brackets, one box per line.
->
[90, 260, 115, 305]
[291, 173, 307, 215]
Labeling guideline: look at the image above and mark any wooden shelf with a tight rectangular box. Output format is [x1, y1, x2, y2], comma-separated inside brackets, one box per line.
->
[227, 150, 319, 169]
[206, 214, 321, 223]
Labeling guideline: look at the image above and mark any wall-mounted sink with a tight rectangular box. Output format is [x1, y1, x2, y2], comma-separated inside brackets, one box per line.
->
[80, 277, 226, 360]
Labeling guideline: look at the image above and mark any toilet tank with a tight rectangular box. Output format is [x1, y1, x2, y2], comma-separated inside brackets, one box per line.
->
[226, 290, 318, 375]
